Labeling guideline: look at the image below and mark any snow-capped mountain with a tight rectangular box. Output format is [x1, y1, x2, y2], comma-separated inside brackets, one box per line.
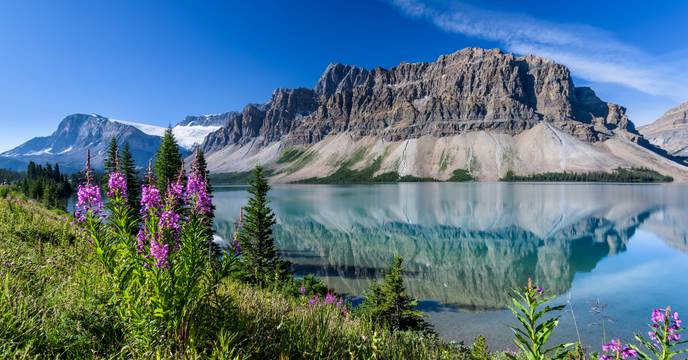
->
[0, 113, 224, 172]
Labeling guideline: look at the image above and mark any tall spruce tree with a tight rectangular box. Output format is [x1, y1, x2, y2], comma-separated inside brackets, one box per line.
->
[237, 166, 287, 285]
[192, 148, 212, 194]
[104, 137, 119, 174]
[361, 256, 429, 332]
[155, 127, 182, 191]
[119, 142, 140, 211]
[191, 148, 218, 257]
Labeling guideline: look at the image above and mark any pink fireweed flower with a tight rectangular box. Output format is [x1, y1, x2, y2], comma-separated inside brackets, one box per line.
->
[186, 171, 212, 215]
[106, 171, 127, 199]
[324, 293, 336, 305]
[75, 183, 104, 222]
[166, 180, 184, 204]
[136, 227, 147, 254]
[648, 307, 683, 345]
[140, 185, 162, 214]
[229, 239, 241, 256]
[620, 348, 638, 359]
[672, 311, 682, 328]
[150, 238, 169, 268]
[600, 339, 637, 360]
[159, 210, 181, 234]
[652, 308, 665, 324]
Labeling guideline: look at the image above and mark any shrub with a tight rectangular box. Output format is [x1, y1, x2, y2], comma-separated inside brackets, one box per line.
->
[360, 256, 430, 332]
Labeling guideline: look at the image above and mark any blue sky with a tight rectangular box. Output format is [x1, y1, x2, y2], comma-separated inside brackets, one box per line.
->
[1, 0, 686, 152]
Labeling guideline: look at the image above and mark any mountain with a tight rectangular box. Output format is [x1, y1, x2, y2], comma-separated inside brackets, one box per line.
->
[0, 113, 222, 172]
[199, 48, 688, 182]
[638, 101, 688, 157]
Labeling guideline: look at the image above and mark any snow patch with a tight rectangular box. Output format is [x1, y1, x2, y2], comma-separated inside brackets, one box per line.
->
[56, 146, 73, 154]
[173, 124, 221, 149]
[24, 147, 53, 156]
[110, 119, 220, 149]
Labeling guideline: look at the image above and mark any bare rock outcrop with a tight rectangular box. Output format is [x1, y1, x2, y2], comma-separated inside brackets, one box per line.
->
[639, 101, 688, 156]
[202, 48, 639, 153]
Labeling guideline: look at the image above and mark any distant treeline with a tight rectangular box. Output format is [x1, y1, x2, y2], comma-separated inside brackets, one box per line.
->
[18, 162, 74, 209]
[501, 167, 673, 183]
[0, 168, 23, 184]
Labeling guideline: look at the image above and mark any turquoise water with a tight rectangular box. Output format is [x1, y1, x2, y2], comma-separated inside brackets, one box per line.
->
[213, 183, 688, 349]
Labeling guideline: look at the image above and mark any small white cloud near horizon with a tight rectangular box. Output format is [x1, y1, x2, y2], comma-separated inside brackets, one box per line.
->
[391, 0, 688, 102]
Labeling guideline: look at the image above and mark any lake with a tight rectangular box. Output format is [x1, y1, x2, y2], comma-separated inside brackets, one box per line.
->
[213, 182, 688, 349]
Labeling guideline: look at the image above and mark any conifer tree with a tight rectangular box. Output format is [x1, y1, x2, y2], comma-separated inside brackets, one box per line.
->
[191, 148, 218, 257]
[193, 147, 211, 193]
[104, 137, 119, 174]
[361, 255, 428, 332]
[237, 166, 287, 285]
[119, 142, 140, 211]
[155, 127, 182, 191]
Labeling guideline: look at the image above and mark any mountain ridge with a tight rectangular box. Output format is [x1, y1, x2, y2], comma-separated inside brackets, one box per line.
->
[198, 48, 687, 182]
[1, 112, 223, 172]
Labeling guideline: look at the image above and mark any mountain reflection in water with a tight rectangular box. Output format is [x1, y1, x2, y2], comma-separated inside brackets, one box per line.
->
[213, 183, 688, 347]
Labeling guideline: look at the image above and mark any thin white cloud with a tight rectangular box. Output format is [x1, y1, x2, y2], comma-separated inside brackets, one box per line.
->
[391, 0, 687, 100]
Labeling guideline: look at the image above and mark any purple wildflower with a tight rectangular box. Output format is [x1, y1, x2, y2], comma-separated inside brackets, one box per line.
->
[159, 210, 181, 234]
[299, 284, 306, 296]
[600, 339, 637, 360]
[150, 238, 169, 268]
[324, 293, 336, 305]
[652, 308, 665, 324]
[649, 307, 683, 345]
[140, 185, 162, 214]
[308, 295, 319, 306]
[186, 171, 212, 215]
[231, 239, 241, 256]
[106, 172, 127, 199]
[166, 180, 184, 204]
[336, 297, 344, 308]
[75, 183, 103, 222]
[136, 228, 147, 254]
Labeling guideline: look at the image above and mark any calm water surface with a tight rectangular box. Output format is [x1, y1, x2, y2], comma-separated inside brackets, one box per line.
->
[213, 183, 688, 349]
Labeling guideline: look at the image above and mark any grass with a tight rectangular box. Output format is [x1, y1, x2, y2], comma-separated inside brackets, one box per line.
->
[501, 167, 673, 183]
[0, 186, 489, 359]
[277, 147, 306, 164]
[0, 189, 119, 358]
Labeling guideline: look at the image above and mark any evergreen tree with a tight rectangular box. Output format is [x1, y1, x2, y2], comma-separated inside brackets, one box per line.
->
[237, 166, 287, 285]
[119, 142, 140, 211]
[471, 335, 490, 360]
[193, 148, 211, 193]
[361, 256, 429, 332]
[191, 147, 217, 255]
[104, 137, 119, 174]
[155, 127, 182, 191]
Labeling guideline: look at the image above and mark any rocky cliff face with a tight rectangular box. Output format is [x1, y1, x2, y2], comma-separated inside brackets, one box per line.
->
[202, 48, 637, 153]
[639, 101, 688, 157]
